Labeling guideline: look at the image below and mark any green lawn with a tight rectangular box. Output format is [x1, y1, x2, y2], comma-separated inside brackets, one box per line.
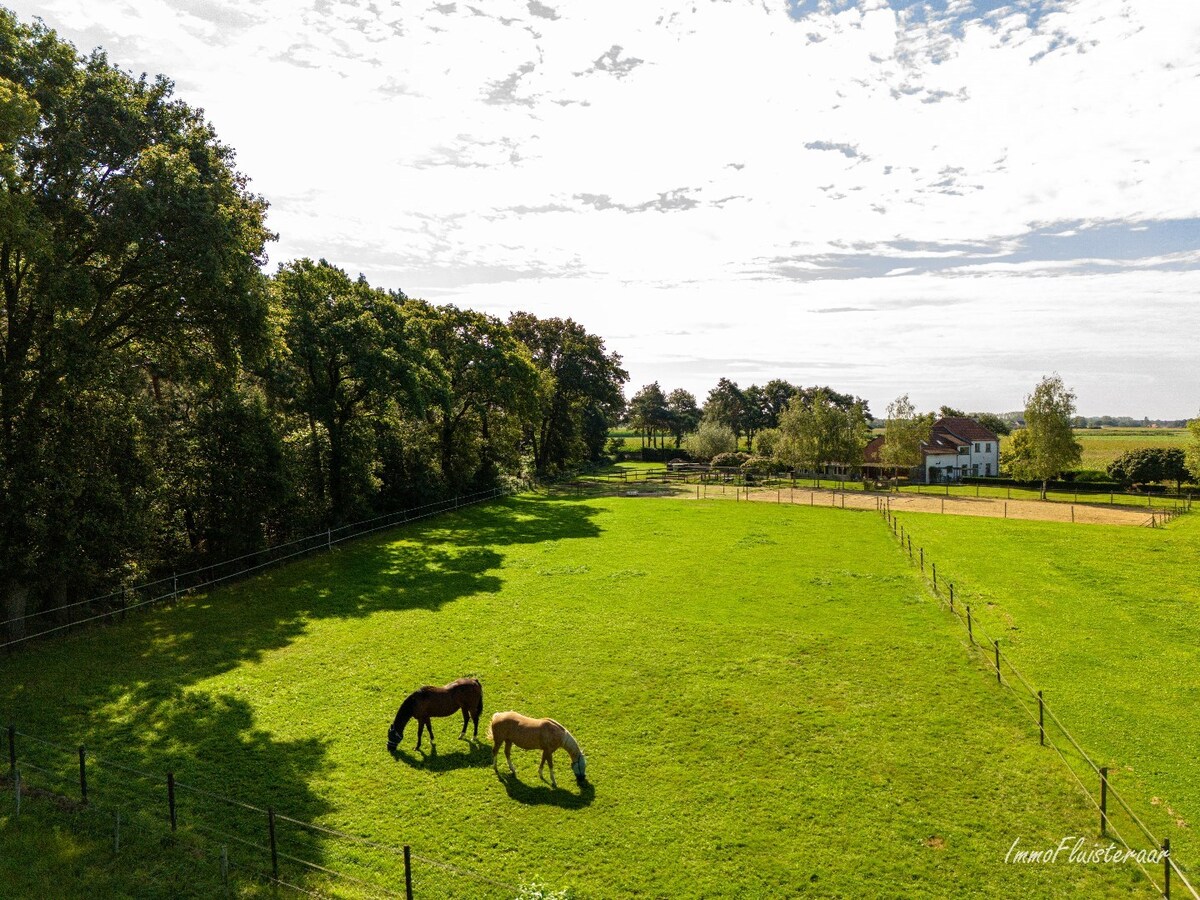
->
[1, 497, 1152, 897]
[890, 511, 1200, 874]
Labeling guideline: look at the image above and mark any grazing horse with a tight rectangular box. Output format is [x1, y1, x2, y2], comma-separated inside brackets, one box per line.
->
[489, 711, 587, 788]
[387, 678, 483, 752]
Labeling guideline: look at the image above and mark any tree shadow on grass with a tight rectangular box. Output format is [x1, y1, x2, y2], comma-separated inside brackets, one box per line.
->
[391, 738, 492, 773]
[496, 770, 596, 809]
[0, 496, 605, 886]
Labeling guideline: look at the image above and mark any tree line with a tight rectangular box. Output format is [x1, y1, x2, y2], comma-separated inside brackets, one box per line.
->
[0, 13, 626, 638]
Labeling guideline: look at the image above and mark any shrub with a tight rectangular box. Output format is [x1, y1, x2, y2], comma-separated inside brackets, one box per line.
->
[710, 451, 750, 469]
[753, 427, 781, 458]
[686, 418, 737, 461]
[740, 456, 776, 475]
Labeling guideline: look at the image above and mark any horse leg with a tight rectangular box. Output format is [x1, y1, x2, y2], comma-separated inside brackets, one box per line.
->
[544, 750, 556, 789]
[427, 718, 435, 748]
[459, 708, 468, 739]
[415, 719, 424, 751]
[492, 738, 501, 772]
[505, 741, 516, 775]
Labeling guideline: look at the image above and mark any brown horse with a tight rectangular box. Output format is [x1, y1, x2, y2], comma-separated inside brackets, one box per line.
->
[387, 678, 483, 752]
[489, 711, 587, 788]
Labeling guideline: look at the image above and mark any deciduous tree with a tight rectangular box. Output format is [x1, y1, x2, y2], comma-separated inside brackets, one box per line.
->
[1008, 375, 1082, 499]
[882, 395, 934, 476]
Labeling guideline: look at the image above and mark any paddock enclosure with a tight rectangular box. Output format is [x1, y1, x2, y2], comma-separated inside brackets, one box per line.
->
[1, 494, 1187, 897]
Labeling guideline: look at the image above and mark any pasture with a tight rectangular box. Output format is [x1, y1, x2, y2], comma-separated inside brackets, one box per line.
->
[1000, 427, 1192, 472]
[0, 497, 1151, 897]
[895, 511, 1200, 858]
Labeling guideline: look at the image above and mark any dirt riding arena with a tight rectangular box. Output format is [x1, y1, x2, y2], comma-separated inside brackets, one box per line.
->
[689, 483, 1165, 527]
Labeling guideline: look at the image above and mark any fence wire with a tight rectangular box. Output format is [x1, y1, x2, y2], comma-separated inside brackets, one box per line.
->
[883, 505, 1198, 899]
[1, 486, 514, 651]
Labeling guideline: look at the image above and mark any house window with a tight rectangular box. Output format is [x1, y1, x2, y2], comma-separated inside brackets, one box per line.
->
[986, 463, 991, 476]
[986, 443, 992, 453]
[974, 442, 980, 452]
[972, 464, 979, 476]
[958, 446, 969, 455]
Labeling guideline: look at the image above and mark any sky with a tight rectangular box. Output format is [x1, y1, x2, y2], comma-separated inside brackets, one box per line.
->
[10, 0, 1200, 417]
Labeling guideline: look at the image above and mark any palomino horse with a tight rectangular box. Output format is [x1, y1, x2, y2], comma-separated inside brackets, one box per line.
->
[489, 711, 587, 788]
[387, 678, 483, 752]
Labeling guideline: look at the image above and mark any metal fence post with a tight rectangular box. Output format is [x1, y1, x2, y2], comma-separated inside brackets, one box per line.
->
[967, 605, 973, 644]
[404, 845, 413, 900]
[949, 583, 955, 612]
[994, 640, 1001, 684]
[7, 725, 14, 780]
[167, 772, 177, 832]
[78, 746, 87, 805]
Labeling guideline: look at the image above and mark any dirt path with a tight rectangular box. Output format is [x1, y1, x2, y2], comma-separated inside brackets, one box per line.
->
[687, 483, 1165, 527]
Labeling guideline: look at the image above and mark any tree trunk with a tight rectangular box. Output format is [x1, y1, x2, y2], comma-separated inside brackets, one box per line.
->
[3, 582, 29, 644]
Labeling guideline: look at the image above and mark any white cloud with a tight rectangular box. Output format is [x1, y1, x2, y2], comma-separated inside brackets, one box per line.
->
[12, 0, 1200, 415]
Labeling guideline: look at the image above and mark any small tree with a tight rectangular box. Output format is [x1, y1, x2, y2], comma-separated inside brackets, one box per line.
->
[666, 388, 701, 448]
[776, 389, 869, 474]
[1187, 414, 1200, 485]
[1008, 374, 1082, 499]
[881, 394, 934, 478]
[687, 417, 738, 461]
[1108, 448, 1188, 491]
[972, 412, 1013, 437]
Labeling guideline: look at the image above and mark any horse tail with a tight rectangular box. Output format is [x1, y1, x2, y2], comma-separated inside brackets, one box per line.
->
[475, 681, 484, 719]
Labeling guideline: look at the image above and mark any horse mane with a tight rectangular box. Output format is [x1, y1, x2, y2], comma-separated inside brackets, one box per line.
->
[397, 687, 433, 720]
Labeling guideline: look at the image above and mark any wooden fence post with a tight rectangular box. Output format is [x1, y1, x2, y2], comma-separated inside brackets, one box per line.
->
[1038, 690, 1044, 746]
[967, 605, 973, 644]
[994, 640, 1001, 684]
[167, 772, 177, 831]
[1100, 767, 1108, 836]
[920, 547, 924, 572]
[1164, 838, 1171, 899]
[404, 845, 414, 900]
[268, 807, 279, 879]
[949, 583, 955, 612]
[932, 563, 937, 590]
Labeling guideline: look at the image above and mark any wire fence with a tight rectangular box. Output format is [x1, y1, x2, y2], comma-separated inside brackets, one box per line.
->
[2, 725, 521, 898]
[877, 498, 1197, 899]
[0, 485, 519, 653]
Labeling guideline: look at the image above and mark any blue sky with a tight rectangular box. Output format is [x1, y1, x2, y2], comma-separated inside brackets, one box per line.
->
[12, 0, 1200, 416]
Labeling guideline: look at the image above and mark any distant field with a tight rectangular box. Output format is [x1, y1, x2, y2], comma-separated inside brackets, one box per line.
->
[895, 511, 1200, 875]
[1001, 427, 1192, 472]
[0, 498, 1147, 897]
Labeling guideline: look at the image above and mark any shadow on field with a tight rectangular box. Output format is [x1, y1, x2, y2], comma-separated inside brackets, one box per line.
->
[0, 496, 605, 882]
[497, 771, 596, 809]
[391, 739, 492, 772]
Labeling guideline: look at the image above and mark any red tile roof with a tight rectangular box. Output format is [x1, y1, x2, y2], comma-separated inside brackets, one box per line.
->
[933, 417, 1000, 443]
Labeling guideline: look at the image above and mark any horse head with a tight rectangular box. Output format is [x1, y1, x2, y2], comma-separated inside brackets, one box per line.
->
[571, 753, 587, 785]
[387, 700, 414, 752]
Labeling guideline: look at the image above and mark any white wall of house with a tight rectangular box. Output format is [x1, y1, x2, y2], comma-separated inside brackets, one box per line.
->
[923, 439, 1000, 482]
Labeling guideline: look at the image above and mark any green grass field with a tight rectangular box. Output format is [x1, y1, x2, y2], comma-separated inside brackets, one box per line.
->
[0, 497, 1157, 897]
[999, 428, 1192, 472]
[891, 511, 1200, 868]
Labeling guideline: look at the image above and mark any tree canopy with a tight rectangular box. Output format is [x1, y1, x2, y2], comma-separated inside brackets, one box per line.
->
[1007, 375, 1082, 499]
[881, 395, 934, 472]
[776, 389, 870, 473]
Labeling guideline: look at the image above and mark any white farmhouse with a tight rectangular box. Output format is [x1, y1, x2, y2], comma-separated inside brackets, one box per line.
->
[920, 417, 1001, 483]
